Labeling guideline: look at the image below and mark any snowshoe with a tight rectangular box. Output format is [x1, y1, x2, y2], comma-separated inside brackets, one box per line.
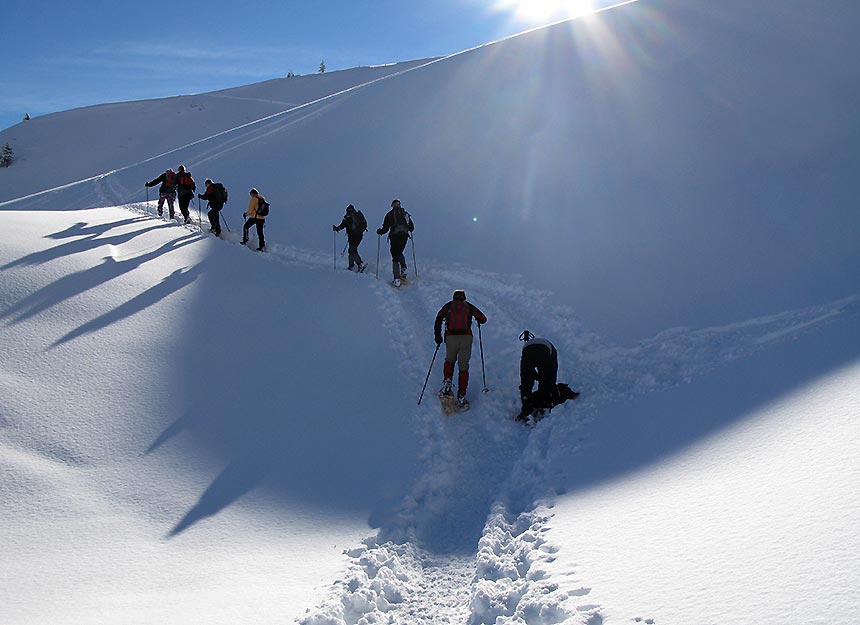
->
[439, 388, 456, 416]
[358, 262, 369, 273]
[454, 396, 470, 413]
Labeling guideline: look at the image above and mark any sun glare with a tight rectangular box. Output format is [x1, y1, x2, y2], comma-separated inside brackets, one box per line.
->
[495, 0, 596, 22]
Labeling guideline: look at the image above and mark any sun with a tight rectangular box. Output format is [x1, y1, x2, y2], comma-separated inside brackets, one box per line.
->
[494, 0, 596, 23]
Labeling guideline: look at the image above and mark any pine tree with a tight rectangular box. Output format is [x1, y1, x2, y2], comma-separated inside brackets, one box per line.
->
[0, 142, 13, 167]
[319, 60, 326, 73]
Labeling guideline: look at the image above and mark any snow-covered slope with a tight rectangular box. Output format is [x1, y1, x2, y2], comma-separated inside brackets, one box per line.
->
[2, 1, 859, 624]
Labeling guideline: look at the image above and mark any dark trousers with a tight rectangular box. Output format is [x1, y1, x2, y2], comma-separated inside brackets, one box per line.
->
[207, 205, 222, 233]
[389, 233, 408, 278]
[347, 233, 364, 268]
[520, 343, 558, 408]
[177, 192, 193, 219]
[243, 217, 265, 248]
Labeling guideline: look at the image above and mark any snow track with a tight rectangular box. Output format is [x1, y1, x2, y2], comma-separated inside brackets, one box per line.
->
[108, 205, 856, 624]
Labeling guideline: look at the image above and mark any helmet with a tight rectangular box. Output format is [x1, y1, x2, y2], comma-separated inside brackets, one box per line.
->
[452, 290, 466, 301]
[519, 330, 534, 342]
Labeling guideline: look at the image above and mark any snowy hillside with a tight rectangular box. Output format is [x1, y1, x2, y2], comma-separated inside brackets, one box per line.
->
[2, 1, 859, 624]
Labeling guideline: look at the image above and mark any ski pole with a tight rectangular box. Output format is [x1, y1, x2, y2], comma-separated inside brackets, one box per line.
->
[341, 241, 348, 257]
[333, 231, 337, 270]
[222, 211, 231, 233]
[418, 343, 441, 405]
[410, 233, 418, 278]
[376, 234, 381, 279]
[197, 197, 202, 230]
[478, 322, 489, 393]
[145, 185, 149, 208]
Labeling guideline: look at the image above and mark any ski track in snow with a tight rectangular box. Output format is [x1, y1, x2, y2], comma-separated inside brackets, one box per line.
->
[70, 177, 856, 624]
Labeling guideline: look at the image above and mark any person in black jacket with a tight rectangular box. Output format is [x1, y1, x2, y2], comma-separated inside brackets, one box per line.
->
[376, 199, 414, 283]
[175, 164, 196, 224]
[198, 179, 227, 236]
[517, 330, 580, 424]
[333, 204, 368, 271]
[145, 168, 177, 218]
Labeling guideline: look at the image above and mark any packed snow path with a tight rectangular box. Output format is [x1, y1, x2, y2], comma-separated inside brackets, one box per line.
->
[109, 198, 857, 625]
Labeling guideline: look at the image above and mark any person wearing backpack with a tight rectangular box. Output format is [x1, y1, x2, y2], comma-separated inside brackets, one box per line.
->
[198, 179, 227, 236]
[516, 330, 580, 425]
[434, 289, 488, 411]
[242, 188, 268, 251]
[376, 199, 414, 284]
[175, 164, 196, 224]
[145, 168, 177, 218]
[333, 204, 368, 272]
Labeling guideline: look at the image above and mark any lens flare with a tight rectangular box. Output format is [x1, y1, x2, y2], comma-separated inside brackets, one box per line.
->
[494, 0, 596, 23]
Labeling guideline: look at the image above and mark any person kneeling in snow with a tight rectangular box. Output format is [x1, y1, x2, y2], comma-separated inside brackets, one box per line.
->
[517, 330, 580, 424]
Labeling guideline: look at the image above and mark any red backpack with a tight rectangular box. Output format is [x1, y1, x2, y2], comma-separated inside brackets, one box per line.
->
[164, 170, 176, 189]
[446, 300, 471, 334]
[178, 171, 194, 187]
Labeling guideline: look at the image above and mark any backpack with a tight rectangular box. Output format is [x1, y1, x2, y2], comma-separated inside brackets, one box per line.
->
[392, 207, 412, 235]
[257, 198, 270, 217]
[446, 300, 471, 334]
[212, 182, 227, 204]
[352, 210, 367, 233]
[178, 171, 194, 188]
[164, 170, 176, 190]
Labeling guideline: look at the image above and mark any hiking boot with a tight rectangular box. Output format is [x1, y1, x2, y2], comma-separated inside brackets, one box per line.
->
[359, 262, 369, 272]
[157, 210, 163, 217]
[256, 246, 265, 252]
[184, 217, 193, 224]
[456, 396, 470, 409]
[400, 267, 408, 279]
[440, 378, 453, 395]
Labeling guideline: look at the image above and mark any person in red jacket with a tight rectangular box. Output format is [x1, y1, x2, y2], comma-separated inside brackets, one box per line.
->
[434, 289, 488, 410]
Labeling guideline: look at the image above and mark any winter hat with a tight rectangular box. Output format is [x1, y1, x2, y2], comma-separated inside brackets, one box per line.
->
[391, 199, 401, 207]
[453, 290, 466, 301]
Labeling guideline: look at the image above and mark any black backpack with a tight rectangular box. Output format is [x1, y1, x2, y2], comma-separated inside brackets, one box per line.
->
[212, 182, 228, 204]
[392, 207, 411, 235]
[257, 198, 270, 217]
[352, 210, 367, 233]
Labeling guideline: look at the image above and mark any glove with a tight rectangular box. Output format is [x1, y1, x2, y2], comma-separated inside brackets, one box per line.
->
[332, 225, 338, 231]
[243, 213, 247, 218]
[435, 334, 442, 345]
[376, 228, 384, 235]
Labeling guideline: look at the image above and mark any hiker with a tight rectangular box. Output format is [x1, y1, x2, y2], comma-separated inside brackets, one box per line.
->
[333, 204, 368, 271]
[198, 179, 227, 236]
[517, 330, 580, 424]
[434, 289, 488, 410]
[242, 188, 268, 251]
[376, 199, 414, 283]
[175, 165, 196, 224]
[145, 168, 177, 218]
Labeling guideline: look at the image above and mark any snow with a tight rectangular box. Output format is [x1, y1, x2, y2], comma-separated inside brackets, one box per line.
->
[2, 1, 860, 624]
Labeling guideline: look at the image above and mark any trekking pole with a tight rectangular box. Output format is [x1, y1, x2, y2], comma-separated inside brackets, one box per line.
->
[418, 343, 441, 405]
[341, 241, 349, 257]
[145, 185, 149, 209]
[222, 211, 231, 233]
[410, 233, 418, 278]
[197, 197, 202, 231]
[478, 322, 489, 393]
[376, 234, 381, 279]
[333, 231, 337, 270]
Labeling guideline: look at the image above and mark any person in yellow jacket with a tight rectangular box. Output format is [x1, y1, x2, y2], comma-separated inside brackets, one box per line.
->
[242, 188, 268, 251]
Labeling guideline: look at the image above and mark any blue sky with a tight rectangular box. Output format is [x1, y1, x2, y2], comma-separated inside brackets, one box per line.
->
[1, 0, 608, 131]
